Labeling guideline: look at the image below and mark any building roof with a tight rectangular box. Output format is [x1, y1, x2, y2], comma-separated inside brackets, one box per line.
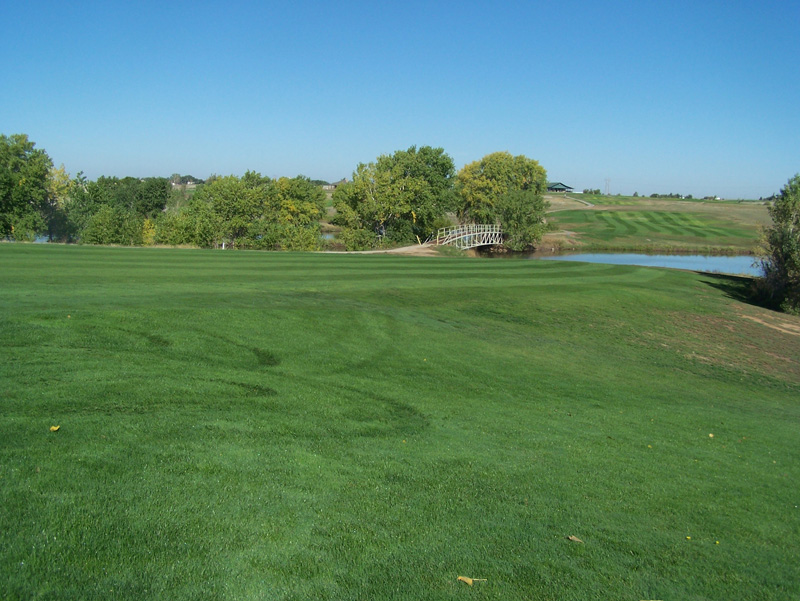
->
[547, 182, 573, 191]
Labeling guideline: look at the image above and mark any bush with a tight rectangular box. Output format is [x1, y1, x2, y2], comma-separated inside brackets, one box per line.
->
[81, 206, 143, 246]
[338, 227, 379, 251]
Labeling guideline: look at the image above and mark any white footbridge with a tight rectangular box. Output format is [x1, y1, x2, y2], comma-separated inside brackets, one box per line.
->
[427, 224, 504, 250]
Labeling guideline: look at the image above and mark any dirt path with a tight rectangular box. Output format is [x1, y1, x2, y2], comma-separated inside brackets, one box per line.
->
[544, 194, 593, 213]
[322, 244, 441, 256]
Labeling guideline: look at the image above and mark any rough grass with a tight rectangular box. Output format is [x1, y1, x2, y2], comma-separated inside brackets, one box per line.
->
[1, 245, 798, 600]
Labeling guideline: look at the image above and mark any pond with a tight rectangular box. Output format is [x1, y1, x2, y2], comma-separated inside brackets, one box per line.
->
[536, 253, 762, 276]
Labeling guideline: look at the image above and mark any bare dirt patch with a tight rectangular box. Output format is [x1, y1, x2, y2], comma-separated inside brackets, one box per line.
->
[737, 310, 800, 337]
[538, 230, 584, 253]
[644, 306, 800, 384]
[544, 195, 590, 212]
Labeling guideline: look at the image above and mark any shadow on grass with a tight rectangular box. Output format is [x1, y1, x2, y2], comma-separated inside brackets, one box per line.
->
[700, 272, 774, 310]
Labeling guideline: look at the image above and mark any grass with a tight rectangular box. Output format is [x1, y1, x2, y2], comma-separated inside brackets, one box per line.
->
[1, 244, 799, 600]
[570, 193, 763, 205]
[546, 196, 770, 253]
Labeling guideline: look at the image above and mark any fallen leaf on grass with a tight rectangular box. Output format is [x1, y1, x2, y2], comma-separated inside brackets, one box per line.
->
[567, 535, 583, 543]
[49, 425, 60, 432]
[457, 576, 487, 586]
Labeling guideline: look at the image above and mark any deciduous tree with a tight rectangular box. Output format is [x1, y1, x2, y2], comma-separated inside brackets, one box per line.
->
[271, 176, 325, 226]
[193, 173, 268, 248]
[333, 146, 455, 248]
[758, 174, 800, 313]
[495, 189, 549, 251]
[455, 152, 549, 249]
[455, 152, 547, 224]
[0, 134, 53, 239]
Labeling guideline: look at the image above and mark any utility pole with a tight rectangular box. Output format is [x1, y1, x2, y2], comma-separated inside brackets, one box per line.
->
[604, 178, 611, 196]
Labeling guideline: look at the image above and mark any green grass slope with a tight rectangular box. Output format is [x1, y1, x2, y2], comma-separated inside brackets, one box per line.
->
[1, 245, 798, 600]
[547, 198, 770, 253]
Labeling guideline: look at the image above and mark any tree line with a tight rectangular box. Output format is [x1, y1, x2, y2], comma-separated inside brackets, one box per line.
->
[3, 133, 798, 312]
[0, 134, 329, 250]
[1, 134, 550, 252]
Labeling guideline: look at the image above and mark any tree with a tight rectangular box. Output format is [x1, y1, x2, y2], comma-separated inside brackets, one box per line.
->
[271, 175, 325, 226]
[45, 164, 73, 241]
[455, 152, 549, 249]
[61, 173, 113, 240]
[158, 172, 325, 250]
[192, 173, 268, 248]
[758, 174, 800, 313]
[495, 189, 549, 251]
[333, 146, 455, 248]
[455, 152, 547, 223]
[81, 205, 143, 246]
[135, 178, 171, 218]
[257, 175, 326, 251]
[89, 176, 170, 218]
[0, 133, 53, 239]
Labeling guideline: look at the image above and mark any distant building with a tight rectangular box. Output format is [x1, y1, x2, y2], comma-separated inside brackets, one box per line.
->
[546, 182, 573, 193]
[322, 179, 347, 191]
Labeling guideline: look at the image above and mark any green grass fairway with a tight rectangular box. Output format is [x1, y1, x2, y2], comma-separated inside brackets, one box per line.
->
[546, 197, 770, 253]
[2, 245, 799, 600]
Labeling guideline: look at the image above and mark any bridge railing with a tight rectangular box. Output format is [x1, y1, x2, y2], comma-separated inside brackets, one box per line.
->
[427, 224, 504, 249]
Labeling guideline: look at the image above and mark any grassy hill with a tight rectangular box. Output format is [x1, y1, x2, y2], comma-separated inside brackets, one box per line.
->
[544, 195, 770, 254]
[1, 245, 798, 600]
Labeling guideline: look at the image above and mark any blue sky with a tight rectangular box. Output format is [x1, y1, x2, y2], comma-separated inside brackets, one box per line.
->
[3, 0, 798, 198]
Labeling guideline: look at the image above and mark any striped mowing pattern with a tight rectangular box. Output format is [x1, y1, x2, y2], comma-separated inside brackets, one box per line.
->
[553, 210, 754, 244]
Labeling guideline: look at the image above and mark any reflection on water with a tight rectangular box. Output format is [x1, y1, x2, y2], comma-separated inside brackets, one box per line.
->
[537, 253, 761, 276]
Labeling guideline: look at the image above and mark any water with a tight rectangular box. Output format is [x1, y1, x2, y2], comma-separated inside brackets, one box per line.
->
[537, 253, 761, 276]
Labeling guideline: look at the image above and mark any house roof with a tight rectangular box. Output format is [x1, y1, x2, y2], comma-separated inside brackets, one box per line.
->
[547, 182, 573, 191]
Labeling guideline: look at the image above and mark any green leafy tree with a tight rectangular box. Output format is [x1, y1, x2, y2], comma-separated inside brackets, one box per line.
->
[495, 189, 549, 251]
[173, 198, 221, 248]
[758, 174, 800, 313]
[45, 164, 73, 241]
[192, 172, 269, 248]
[272, 176, 326, 226]
[62, 174, 113, 240]
[0, 133, 53, 239]
[90, 176, 170, 218]
[455, 152, 547, 223]
[9, 212, 45, 242]
[333, 146, 455, 248]
[135, 178, 171, 218]
[454, 152, 549, 249]
[81, 205, 143, 246]
[154, 211, 192, 246]
[257, 175, 326, 251]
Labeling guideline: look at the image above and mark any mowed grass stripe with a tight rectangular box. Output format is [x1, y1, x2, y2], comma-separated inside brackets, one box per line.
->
[658, 211, 701, 235]
[549, 204, 763, 251]
[1, 245, 798, 600]
[645, 212, 693, 237]
[594, 211, 637, 237]
[673, 212, 743, 238]
[668, 212, 730, 238]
